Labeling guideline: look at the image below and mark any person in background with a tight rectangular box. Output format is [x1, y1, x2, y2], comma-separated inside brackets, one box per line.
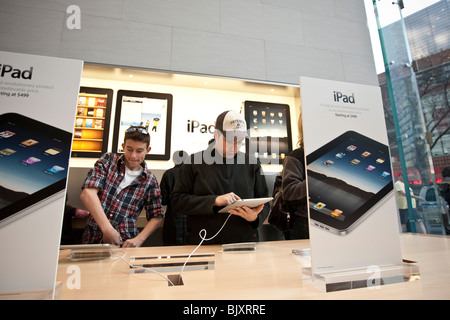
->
[279, 145, 309, 239]
[161, 150, 189, 245]
[395, 173, 425, 233]
[80, 126, 163, 247]
[272, 113, 308, 239]
[439, 166, 450, 233]
[439, 166, 450, 207]
[60, 203, 89, 245]
[170, 110, 270, 245]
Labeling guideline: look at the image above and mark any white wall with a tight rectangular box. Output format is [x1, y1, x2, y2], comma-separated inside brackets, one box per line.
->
[0, 0, 378, 86]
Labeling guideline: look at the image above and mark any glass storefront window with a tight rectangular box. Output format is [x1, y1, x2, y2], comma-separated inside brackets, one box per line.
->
[371, 0, 449, 235]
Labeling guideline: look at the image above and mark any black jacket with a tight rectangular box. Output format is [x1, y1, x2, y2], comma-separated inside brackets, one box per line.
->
[170, 146, 269, 244]
[281, 148, 308, 218]
[160, 164, 187, 245]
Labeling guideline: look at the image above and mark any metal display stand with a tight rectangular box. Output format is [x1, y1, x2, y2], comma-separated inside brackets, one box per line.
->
[222, 242, 256, 253]
[68, 248, 113, 261]
[302, 259, 420, 292]
[129, 253, 215, 274]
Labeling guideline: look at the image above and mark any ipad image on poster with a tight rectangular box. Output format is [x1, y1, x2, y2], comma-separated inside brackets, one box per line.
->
[0, 113, 72, 228]
[112, 90, 173, 161]
[306, 131, 393, 235]
[218, 197, 273, 213]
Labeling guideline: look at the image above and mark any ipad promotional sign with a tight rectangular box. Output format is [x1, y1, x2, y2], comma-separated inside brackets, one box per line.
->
[0, 51, 83, 296]
[299, 76, 403, 274]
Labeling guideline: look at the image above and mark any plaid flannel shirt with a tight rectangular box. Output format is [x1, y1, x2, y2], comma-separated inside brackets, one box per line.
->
[81, 153, 162, 244]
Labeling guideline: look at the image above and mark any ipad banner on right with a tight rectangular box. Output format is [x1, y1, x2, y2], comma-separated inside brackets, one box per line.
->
[300, 76, 403, 274]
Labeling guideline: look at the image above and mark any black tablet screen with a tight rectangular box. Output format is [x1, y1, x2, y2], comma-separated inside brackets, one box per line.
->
[0, 113, 72, 223]
[306, 131, 393, 231]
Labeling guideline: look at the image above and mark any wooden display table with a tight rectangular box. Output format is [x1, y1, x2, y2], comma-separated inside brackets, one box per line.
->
[56, 233, 450, 300]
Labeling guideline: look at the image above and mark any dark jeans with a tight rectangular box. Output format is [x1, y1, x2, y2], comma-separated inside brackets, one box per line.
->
[399, 208, 423, 232]
[284, 215, 309, 240]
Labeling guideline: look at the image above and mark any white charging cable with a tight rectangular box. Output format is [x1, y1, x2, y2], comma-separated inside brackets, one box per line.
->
[178, 213, 232, 284]
[111, 213, 232, 287]
[111, 250, 175, 286]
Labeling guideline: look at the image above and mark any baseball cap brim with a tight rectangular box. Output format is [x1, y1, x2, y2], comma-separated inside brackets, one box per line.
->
[221, 130, 249, 142]
[215, 110, 249, 141]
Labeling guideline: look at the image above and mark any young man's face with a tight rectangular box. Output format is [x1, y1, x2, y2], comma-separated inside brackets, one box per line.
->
[214, 131, 245, 159]
[122, 139, 151, 170]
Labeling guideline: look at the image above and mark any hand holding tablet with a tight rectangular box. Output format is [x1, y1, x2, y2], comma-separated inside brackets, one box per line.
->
[218, 197, 273, 213]
[214, 192, 241, 207]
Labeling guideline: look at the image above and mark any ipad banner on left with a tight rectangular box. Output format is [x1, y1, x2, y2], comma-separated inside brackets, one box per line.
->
[0, 51, 83, 297]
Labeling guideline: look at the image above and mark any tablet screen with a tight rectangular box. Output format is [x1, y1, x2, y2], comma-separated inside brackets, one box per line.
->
[0, 113, 72, 224]
[306, 131, 393, 232]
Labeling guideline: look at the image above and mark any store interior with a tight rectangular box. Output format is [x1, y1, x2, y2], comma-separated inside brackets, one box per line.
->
[65, 64, 302, 245]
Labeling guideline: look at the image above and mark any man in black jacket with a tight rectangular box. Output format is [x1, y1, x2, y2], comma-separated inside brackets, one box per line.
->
[171, 110, 270, 245]
[160, 150, 189, 245]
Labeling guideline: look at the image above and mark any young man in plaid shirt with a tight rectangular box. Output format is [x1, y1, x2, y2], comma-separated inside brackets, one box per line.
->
[80, 126, 163, 247]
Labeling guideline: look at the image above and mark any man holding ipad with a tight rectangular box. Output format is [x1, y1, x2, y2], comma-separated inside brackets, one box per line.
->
[170, 110, 270, 245]
[80, 126, 163, 247]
